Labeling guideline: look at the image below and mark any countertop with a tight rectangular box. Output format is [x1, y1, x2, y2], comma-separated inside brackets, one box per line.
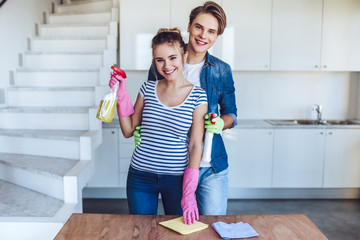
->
[103, 119, 360, 129]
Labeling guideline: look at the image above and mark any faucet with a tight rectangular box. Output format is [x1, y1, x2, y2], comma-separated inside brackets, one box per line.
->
[313, 104, 324, 124]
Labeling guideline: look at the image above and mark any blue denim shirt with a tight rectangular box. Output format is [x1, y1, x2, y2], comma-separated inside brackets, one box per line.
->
[147, 52, 237, 173]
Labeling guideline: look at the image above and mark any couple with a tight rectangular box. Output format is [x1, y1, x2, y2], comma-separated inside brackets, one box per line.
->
[109, 1, 237, 225]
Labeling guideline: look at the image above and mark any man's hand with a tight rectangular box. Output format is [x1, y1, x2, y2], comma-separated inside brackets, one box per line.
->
[133, 126, 141, 147]
[204, 114, 224, 134]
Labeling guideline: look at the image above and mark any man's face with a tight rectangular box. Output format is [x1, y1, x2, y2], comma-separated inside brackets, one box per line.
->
[187, 13, 219, 54]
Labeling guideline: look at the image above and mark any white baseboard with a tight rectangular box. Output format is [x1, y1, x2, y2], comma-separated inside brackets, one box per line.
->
[82, 187, 360, 199]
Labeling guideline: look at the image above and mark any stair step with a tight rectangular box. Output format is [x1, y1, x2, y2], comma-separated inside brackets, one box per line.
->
[47, 11, 111, 24]
[15, 68, 99, 87]
[0, 107, 91, 130]
[0, 153, 78, 180]
[0, 107, 89, 113]
[23, 51, 103, 69]
[56, 0, 112, 14]
[0, 180, 64, 217]
[30, 36, 107, 52]
[38, 23, 110, 37]
[7, 86, 95, 107]
[0, 129, 85, 159]
[0, 153, 79, 199]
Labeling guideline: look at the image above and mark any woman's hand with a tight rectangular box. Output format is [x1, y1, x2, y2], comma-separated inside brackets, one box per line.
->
[181, 168, 200, 225]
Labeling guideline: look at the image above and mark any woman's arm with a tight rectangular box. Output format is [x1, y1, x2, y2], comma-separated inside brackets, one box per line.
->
[187, 104, 208, 169]
[119, 93, 144, 138]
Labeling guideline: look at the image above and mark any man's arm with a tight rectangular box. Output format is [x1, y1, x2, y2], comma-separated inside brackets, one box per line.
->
[221, 114, 234, 130]
[219, 67, 237, 129]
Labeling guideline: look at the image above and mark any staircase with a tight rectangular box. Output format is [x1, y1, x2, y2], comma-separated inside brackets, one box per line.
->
[0, 0, 118, 239]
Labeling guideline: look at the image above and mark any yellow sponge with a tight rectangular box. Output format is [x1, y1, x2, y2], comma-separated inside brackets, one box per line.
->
[159, 216, 208, 235]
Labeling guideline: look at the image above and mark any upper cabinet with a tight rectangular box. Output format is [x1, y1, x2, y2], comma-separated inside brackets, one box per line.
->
[119, 0, 360, 71]
[321, 0, 360, 71]
[271, 0, 360, 71]
[271, 0, 323, 71]
[119, 0, 170, 70]
[222, 0, 272, 71]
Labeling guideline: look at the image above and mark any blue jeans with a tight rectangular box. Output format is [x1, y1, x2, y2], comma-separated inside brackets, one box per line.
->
[126, 167, 183, 215]
[196, 167, 228, 215]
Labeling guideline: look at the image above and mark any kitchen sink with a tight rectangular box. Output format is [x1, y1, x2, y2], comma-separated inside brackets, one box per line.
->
[266, 119, 360, 126]
[324, 120, 360, 125]
[296, 120, 324, 125]
[265, 120, 298, 126]
[265, 119, 322, 126]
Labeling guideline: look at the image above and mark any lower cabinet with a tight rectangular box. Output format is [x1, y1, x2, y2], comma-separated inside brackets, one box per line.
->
[88, 128, 119, 187]
[272, 129, 325, 188]
[223, 128, 274, 188]
[324, 129, 360, 188]
[89, 126, 360, 191]
[88, 128, 133, 188]
[118, 132, 133, 188]
[273, 128, 360, 188]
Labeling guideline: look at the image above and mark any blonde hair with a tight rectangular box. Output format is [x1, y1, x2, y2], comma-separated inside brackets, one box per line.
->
[189, 1, 227, 35]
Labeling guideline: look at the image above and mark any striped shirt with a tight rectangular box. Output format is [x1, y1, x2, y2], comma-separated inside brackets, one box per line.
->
[130, 80, 208, 175]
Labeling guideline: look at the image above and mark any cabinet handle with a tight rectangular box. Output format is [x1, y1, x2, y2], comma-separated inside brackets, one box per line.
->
[265, 65, 268, 68]
[320, 132, 324, 135]
[323, 65, 327, 68]
[111, 131, 115, 134]
[328, 132, 332, 135]
[315, 65, 318, 68]
[268, 131, 272, 135]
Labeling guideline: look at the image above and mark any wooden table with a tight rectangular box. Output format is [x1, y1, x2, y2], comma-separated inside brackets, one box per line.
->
[54, 213, 328, 240]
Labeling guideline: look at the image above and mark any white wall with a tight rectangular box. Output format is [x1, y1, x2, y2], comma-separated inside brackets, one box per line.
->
[123, 71, 358, 120]
[234, 71, 357, 120]
[0, 0, 56, 104]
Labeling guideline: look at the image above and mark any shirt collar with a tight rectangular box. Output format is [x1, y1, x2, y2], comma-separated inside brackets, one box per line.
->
[205, 52, 215, 66]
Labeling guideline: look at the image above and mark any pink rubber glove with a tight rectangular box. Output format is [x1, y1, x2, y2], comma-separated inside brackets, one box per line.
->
[181, 168, 199, 225]
[108, 72, 134, 118]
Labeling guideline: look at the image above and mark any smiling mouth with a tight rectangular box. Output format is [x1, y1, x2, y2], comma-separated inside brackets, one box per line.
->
[164, 69, 176, 74]
[196, 39, 207, 45]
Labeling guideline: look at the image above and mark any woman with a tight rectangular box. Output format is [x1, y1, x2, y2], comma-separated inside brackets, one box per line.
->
[145, 1, 237, 216]
[109, 28, 207, 224]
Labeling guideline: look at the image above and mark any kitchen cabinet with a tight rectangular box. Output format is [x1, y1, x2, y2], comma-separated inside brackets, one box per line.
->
[119, 0, 170, 70]
[119, 0, 360, 71]
[222, 0, 271, 71]
[118, 132, 133, 187]
[223, 128, 274, 188]
[323, 129, 360, 188]
[89, 123, 360, 196]
[273, 128, 360, 188]
[321, 0, 360, 71]
[272, 129, 325, 188]
[271, 0, 360, 71]
[271, 0, 323, 71]
[88, 127, 134, 188]
[88, 128, 119, 187]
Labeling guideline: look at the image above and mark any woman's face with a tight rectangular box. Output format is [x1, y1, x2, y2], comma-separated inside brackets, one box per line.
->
[153, 43, 187, 81]
[187, 13, 219, 54]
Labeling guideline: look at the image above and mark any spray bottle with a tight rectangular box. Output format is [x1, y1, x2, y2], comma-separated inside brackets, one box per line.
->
[201, 113, 217, 162]
[96, 66, 127, 123]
